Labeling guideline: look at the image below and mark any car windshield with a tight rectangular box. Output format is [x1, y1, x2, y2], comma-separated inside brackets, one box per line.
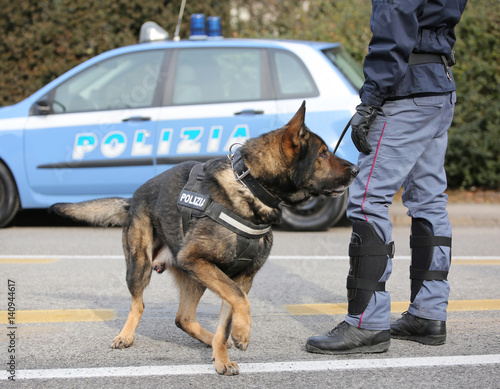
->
[322, 47, 364, 91]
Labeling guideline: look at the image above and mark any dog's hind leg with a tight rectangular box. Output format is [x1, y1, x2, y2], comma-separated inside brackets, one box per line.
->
[170, 267, 216, 347]
[112, 215, 153, 349]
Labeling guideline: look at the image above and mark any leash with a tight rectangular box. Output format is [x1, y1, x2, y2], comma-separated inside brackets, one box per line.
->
[333, 117, 352, 154]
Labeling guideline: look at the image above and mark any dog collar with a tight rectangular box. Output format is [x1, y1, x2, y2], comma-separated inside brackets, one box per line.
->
[228, 146, 282, 209]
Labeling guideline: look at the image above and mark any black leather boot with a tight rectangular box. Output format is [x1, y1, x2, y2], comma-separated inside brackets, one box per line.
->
[390, 312, 446, 345]
[306, 321, 390, 355]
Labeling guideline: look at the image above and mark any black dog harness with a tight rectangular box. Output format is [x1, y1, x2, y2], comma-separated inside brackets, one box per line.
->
[177, 148, 280, 277]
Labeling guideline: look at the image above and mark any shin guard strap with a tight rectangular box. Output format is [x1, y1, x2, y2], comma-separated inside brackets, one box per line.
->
[346, 277, 386, 292]
[410, 236, 451, 248]
[410, 267, 448, 281]
[349, 241, 395, 258]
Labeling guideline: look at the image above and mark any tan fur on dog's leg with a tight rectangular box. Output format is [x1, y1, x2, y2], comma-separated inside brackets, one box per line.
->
[179, 256, 252, 353]
[112, 296, 144, 348]
[230, 274, 254, 351]
[171, 267, 216, 346]
[212, 301, 239, 375]
[112, 215, 153, 349]
[211, 274, 255, 375]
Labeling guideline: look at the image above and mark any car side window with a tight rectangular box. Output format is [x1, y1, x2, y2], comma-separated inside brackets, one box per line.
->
[51, 50, 165, 113]
[322, 47, 364, 91]
[272, 50, 319, 99]
[172, 48, 262, 105]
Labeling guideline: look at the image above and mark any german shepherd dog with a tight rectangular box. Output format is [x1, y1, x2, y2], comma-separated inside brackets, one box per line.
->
[51, 102, 359, 375]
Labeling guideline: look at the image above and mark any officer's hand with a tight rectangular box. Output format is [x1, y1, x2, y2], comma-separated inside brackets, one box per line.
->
[350, 104, 379, 154]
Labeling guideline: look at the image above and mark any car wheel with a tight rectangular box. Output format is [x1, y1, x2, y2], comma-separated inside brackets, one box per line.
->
[0, 163, 20, 228]
[279, 192, 347, 231]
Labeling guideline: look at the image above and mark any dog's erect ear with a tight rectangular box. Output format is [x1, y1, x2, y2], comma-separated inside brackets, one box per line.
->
[282, 101, 309, 159]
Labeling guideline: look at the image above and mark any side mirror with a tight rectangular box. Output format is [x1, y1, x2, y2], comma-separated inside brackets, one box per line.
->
[31, 99, 52, 115]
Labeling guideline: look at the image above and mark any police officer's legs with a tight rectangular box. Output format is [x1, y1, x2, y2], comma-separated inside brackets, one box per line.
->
[306, 100, 405, 354]
[306, 94, 454, 354]
[391, 93, 455, 345]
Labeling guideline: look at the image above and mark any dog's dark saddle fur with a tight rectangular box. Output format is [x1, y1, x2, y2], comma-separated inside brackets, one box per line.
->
[177, 160, 272, 277]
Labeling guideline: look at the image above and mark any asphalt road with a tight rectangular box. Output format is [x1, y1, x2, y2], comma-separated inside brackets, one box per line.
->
[1, 211, 499, 388]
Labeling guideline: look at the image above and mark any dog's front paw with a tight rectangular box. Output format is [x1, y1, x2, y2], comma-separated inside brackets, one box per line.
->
[214, 359, 239, 376]
[111, 334, 134, 349]
[231, 312, 251, 351]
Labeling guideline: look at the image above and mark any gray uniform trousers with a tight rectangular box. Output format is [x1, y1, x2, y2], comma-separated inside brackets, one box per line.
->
[345, 92, 456, 330]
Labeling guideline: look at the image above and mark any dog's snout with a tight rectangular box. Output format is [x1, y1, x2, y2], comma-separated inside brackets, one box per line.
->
[349, 164, 360, 178]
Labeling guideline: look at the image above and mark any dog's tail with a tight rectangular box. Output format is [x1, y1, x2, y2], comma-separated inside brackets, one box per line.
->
[49, 197, 131, 227]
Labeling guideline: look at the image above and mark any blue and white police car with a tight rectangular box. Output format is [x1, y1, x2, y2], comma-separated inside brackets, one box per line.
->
[0, 17, 362, 230]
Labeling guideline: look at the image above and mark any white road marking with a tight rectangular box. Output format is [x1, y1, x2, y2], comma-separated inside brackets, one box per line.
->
[2, 254, 500, 261]
[7, 354, 500, 380]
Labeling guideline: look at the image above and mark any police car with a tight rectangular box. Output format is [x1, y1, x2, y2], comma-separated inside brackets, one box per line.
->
[0, 16, 362, 230]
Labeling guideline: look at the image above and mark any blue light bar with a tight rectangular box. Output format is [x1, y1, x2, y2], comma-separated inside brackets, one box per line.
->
[207, 16, 222, 38]
[189, 14, 207, 40]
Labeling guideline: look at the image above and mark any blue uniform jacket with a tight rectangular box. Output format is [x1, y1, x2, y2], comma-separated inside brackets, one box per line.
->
[361, 0, 468, 107]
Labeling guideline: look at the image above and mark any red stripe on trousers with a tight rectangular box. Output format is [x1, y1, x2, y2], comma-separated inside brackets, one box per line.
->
[360, 121, 388, 223]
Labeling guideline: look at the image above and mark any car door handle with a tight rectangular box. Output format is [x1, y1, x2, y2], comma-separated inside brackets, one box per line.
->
[234, 109, 264, 115]
[122, 116, 151, 122]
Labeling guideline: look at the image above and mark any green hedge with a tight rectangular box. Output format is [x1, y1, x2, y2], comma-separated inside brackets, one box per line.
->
[445, 1, 500, 189]
[0, 0, 230, 106]
[1, 0, 498, 189]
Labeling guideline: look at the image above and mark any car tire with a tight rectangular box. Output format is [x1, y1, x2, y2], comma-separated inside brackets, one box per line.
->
[0, 163, 20, 228]
[279, 192, 348, 231]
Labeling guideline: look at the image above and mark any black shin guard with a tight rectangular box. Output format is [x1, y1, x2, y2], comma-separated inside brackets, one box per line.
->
[347, 221, 394, 315]
[410, 218, 452, 302]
